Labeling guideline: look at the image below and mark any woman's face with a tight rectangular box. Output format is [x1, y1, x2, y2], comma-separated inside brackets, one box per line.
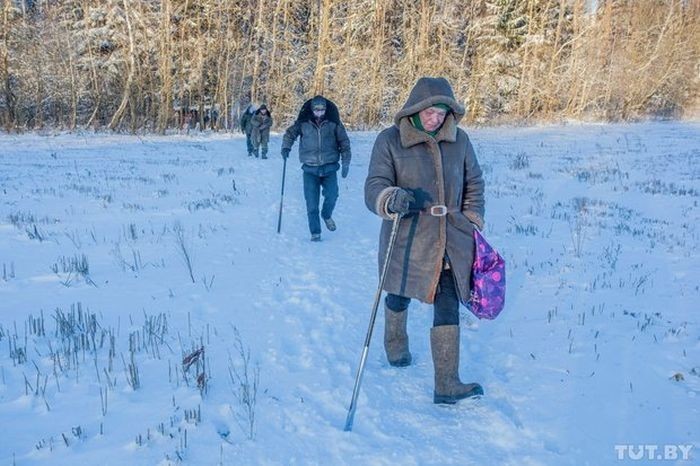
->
[418, 107, 448, 132]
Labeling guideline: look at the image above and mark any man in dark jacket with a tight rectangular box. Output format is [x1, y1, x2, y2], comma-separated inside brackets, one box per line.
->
[282, 95, 351, 241]
[365, 77, 485, 404]
[240, 103, 258, 157]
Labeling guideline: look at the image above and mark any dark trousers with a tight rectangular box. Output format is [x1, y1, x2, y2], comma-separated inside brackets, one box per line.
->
[303, 171, 338, 235]
[252, 130, 269, 157]
[385, 269, 459, 326]
[245, 131, 254, 155]
[253, 142, 268, 157]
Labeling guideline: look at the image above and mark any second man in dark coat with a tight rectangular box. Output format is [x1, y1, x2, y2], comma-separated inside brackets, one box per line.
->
[250, 104, 273, 159]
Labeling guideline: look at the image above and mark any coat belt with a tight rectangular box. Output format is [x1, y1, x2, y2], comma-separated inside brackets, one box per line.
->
[420, 204, 461, 217]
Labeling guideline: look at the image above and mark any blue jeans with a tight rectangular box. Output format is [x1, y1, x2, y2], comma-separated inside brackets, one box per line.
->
[385, 269, 459, 326]
[303, 170, 338, 235]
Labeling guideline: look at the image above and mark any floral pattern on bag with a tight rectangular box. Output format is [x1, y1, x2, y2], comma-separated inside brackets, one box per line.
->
[469, 229, 506, 320]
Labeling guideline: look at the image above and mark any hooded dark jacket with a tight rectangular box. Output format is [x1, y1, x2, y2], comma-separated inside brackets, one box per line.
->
[364, 77, 485, 304]
[282, 96, 351, 172]
[251, 105, 273, 146]
[240, 104, 256, 134]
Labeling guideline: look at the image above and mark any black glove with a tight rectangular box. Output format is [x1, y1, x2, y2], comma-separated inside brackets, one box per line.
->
[341, 164, 349, 178]
[387, 189, 415, 214]
[281, 148, 290, 159]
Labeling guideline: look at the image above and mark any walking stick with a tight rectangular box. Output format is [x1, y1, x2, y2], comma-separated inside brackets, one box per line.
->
[276, 157, 287, 234]
[344, 212, 403, 432]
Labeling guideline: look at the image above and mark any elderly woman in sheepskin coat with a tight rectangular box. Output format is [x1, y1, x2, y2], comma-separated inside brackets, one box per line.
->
[364, 77, 485, 404]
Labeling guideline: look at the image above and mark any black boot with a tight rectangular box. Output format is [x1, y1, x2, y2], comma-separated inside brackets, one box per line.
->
[431, 325, 483, 404]
[384, 306, 411, 367]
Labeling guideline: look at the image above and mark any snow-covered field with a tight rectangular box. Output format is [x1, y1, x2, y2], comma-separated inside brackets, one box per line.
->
[0, 122, 698, 465]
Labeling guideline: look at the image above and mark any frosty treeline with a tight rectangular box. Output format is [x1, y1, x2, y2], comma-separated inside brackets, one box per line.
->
[1, 0, 698, 132]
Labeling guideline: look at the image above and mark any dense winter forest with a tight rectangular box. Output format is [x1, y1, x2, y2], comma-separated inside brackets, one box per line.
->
[1, 0, 698, 132]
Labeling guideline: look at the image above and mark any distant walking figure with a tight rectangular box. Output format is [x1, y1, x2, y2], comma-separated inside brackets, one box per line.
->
[240, 103, 258, 157]
[250, 104, 273, 159]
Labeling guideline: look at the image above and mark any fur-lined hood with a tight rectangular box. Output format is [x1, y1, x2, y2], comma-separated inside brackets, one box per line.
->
[394, 77, 466, 148]
[295, 95, 341, 125]
[394, 77, 465, 125]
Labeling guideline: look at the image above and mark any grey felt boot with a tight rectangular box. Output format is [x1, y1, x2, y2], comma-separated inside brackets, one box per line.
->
[384, 306, 412, 367]
[430, 325, 483, 404]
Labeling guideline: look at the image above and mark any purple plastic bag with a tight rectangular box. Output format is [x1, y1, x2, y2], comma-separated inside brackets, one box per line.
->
[468, 229, 506, 320]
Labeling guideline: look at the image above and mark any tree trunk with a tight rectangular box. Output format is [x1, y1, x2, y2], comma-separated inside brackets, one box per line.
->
[109, 0, 137, 131]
